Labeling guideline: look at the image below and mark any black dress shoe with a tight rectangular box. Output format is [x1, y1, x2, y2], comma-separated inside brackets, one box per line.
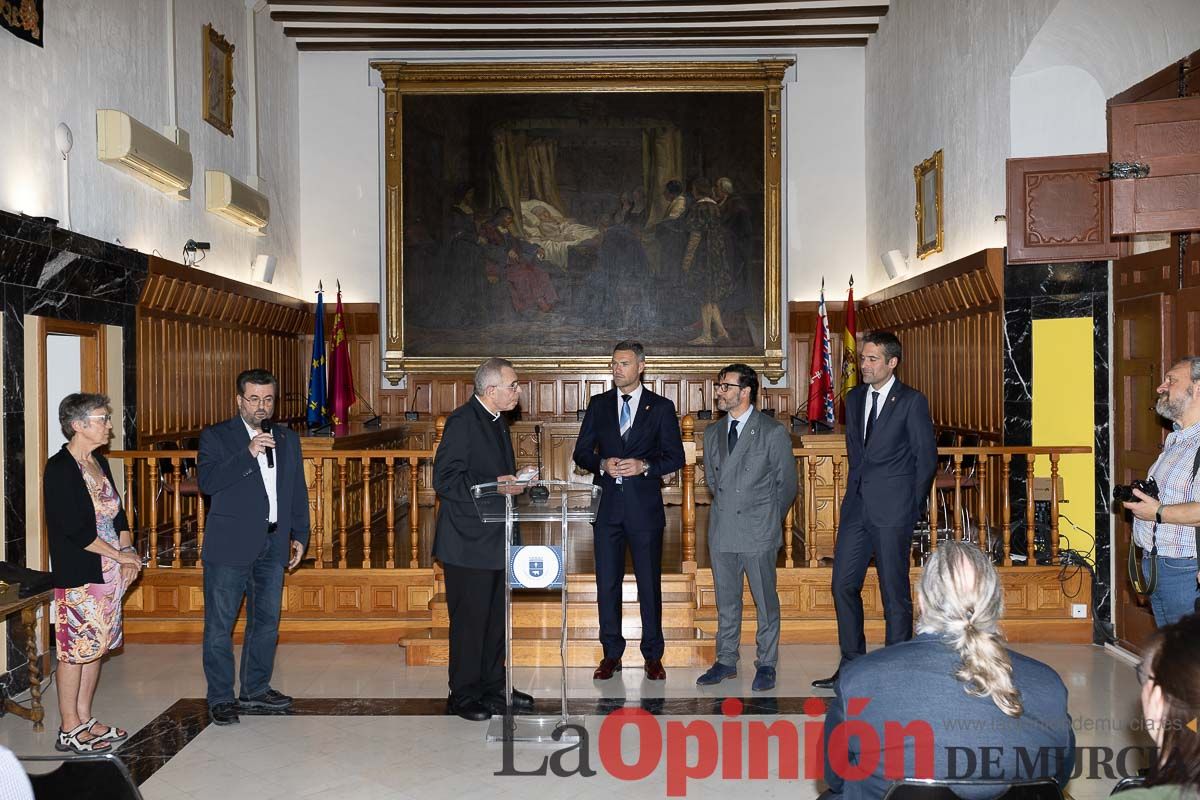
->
[481, 691, 535, 715]
[446, 697, 492, 722]
[209, 702, 240, 726]
[811, 671, 840, 690]
[511, 689, 534, 711]
[593, 657, 622, 680]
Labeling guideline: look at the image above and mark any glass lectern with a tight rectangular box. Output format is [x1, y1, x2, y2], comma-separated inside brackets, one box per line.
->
[471, 479, 601, 743]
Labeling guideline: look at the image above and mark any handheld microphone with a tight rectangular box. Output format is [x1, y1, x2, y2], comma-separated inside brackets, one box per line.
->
[261, 420, 275, 468]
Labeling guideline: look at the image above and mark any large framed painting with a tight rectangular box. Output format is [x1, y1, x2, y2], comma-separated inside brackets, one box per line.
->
[370, 60, 791, 383]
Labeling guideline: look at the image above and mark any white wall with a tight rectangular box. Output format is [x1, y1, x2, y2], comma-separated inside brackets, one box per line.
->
[297, 53, 381, 302]
[0, 0, 302, 296]
[298, 48, 870, 306]
[864, 0, 1058, 289]
[786, 49, 866, 301]
[1010, 65, 1108, 158]
[1011, 0, 1200, 159]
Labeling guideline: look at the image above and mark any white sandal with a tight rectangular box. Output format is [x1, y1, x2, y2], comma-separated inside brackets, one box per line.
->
[55, 721, 112, 753]
[86, 717, 128, 743]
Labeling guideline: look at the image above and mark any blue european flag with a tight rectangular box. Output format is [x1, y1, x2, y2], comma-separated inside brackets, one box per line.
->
[306, 289, 328, 428]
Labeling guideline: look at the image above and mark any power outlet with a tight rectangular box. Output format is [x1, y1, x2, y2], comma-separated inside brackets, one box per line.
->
[1071, 603, 1088, 619]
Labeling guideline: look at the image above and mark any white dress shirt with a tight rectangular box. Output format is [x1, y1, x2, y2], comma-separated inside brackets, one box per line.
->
[243, 419, 278, 524]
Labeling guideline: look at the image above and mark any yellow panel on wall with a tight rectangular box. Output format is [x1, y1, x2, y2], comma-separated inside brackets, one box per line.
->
[1032, 317, 1095, 562]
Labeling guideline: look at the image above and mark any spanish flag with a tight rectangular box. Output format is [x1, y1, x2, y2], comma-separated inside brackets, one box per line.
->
[838, 276, 858, 423]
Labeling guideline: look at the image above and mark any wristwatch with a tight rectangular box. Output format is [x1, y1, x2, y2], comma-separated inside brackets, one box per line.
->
[641, 460, 650, 476]
[1155, 505, 1164, 525]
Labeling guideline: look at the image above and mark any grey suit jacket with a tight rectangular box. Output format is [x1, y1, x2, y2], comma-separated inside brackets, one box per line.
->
[703, 409, 798, 553]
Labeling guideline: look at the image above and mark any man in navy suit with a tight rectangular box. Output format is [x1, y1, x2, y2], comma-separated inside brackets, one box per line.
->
[198, 369, 310, 726]
[573, 341, 685, 681]
[433, 357, 534, 721]
[814, 331, 937, 689]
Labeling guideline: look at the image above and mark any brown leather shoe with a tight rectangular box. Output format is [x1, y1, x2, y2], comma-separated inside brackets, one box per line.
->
[593, 657, 622, 680]
[644, 659, 667, 681]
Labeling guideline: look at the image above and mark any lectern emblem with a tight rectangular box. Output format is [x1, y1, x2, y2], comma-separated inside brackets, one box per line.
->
[509, 546, 563, 589]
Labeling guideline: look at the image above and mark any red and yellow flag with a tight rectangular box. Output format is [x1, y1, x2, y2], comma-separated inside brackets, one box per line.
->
[838, 277, 858, 423]
[327, 288, 355, 428]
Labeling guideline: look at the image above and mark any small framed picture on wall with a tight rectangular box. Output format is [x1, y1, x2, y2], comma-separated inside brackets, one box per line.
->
[915, 149, 943, 258]
[202, 23, 235, 137]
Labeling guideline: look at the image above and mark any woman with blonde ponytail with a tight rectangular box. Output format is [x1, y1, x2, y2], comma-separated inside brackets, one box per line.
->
[821, 541, 1075, 800]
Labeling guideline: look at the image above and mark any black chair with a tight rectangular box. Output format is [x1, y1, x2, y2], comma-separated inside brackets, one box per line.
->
[19, 753, 142, 800]
[883, 778, 1064, 800]
[1110, 776, 1147, 795]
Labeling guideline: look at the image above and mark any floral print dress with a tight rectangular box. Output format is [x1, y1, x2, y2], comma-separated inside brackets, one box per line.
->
[54, 464, 126, 664]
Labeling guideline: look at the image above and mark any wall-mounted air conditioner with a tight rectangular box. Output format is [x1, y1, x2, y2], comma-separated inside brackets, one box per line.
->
[96, 110, 193, 197]
[205, 171, 269, 234]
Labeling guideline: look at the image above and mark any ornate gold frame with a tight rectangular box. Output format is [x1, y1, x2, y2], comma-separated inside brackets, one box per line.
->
[369, 59, 792, 383]
[915, 149, 944, 259]
[202, 24, 235, 137]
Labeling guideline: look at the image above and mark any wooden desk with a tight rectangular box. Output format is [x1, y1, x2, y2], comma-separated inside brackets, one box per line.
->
[0, 590, 52, 731]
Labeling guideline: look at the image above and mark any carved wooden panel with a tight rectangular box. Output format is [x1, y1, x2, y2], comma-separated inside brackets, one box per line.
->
[855, 250, 1005, 441]
[138, 257, 307, 443]
[1006, 154, 1118, 264]
[1110, 96, 1200, 235]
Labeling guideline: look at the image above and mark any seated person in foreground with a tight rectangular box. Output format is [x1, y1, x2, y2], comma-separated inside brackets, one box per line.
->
[1121, 613, 1200, 800]
[822, 540, 1075, 800]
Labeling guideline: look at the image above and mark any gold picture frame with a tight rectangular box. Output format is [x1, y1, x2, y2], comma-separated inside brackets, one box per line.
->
[202, 23, 235, 137]
[369, 59, 791, 383]
[915, 149, 943, 259]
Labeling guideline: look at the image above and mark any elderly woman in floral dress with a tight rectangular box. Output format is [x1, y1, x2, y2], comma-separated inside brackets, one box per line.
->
[44, 393, 142, 753]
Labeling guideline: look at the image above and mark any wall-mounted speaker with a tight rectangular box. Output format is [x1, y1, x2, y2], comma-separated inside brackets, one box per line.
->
[252, 254, 277, 284]
[881, 249, 908, 280]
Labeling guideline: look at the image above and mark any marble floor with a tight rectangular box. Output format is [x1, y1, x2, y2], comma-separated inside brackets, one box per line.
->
[0, 641, 1146, 799]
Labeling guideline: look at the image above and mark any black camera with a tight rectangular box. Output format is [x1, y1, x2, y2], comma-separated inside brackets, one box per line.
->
[1113, 477, 1158, 504]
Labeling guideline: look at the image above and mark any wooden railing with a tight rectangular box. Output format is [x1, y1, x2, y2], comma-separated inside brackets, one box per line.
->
[775, 445, 1093, 571]
[111, 426, 1089, 573]
[108, 447, 438, 570]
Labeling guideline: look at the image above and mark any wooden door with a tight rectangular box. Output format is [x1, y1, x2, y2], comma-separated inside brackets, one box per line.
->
[1005, 153, 1119, 264]
[1109, 95, 1200, 235]
[1112, 246, 1176, 650]
[36, 319, 104, 568]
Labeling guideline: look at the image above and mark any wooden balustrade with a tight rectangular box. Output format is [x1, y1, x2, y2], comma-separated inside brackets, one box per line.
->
[110, 439, 1089, 573]
[778, 445, 1091, 568]
[109, 448, 437, 569]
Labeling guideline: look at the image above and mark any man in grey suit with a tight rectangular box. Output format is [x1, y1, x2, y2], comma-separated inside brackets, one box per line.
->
[697, 364, 797, 691]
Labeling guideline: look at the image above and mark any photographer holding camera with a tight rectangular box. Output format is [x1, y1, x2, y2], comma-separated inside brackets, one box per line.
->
[1120, 357, 1200, 627]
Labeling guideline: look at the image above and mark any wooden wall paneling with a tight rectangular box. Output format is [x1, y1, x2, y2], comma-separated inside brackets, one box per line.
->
[137, 257, 308, 444]
[852, 249, 1005, 442]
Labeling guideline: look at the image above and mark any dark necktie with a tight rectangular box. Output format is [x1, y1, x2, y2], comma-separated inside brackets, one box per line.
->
[728, 419, 739, 452]
[864, 391, 880, 446]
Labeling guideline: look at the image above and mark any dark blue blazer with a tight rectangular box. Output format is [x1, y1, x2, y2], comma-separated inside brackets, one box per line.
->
[842, 380, 937, 528]
[432, 397, 517, 571]
[573, 386, 685, 528]
[197, 416, 310, 567]
[824, 632, 1076, 800]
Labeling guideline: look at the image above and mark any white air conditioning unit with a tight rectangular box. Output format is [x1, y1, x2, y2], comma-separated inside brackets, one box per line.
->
[96, 110, 193, 197]
[205, 170, 269, 234]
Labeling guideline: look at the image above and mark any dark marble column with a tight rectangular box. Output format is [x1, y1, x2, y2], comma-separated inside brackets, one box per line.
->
[1003, 259, 1111, 640]
[0, 211, 147, 690]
